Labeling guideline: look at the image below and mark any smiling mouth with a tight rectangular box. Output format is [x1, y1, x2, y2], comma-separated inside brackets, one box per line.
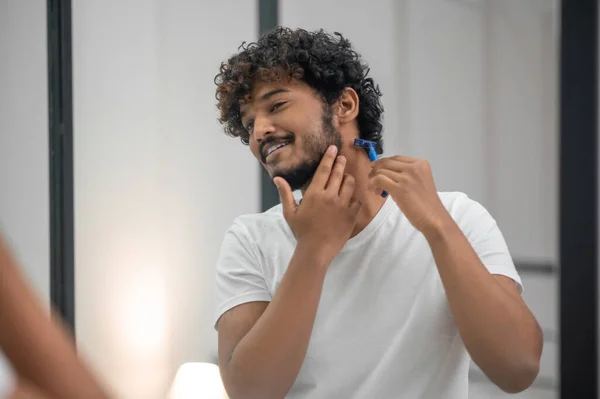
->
[263, 142, 290, 161]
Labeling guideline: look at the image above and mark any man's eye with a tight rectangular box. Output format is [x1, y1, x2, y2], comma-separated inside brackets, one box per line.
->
[271, 102, 287, 112]
[245, 121, 254, 133]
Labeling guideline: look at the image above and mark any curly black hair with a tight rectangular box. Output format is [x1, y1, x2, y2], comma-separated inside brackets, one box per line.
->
[214, 26, 385, 154]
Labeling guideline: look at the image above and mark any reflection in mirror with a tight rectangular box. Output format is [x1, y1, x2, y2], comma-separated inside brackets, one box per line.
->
[1, 0, 568, 398]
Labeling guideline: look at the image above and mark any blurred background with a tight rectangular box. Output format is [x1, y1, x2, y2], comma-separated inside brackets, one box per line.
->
[1, 0, 596, 398]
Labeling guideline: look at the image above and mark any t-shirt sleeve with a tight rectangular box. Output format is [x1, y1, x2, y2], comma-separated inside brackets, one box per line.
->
[213, 221, 272, 330]
[450, 193, 524, 294]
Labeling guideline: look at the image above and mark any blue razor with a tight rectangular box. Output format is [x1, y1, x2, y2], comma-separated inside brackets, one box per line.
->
[354, 138, 388, 198]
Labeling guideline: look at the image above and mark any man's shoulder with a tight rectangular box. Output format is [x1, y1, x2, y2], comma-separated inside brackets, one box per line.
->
[438, 191, 486, 215]
[233, 203, 284, 226]
[437, 191, 498, 235]
[228, 203, 289, 240]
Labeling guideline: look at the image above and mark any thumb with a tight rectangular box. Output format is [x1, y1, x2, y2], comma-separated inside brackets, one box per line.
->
[273, 177, 297, 217]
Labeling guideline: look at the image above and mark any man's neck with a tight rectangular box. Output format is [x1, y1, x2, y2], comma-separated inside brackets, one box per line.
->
[297, 144, 387, 237]
[341, 146, 387, 237]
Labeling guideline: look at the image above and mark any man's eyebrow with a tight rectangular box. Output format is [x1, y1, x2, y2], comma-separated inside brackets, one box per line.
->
[240, 88, 290, 121]
[260, 88, 290, 101]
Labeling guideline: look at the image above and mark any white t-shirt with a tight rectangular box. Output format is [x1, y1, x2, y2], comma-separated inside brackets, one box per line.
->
[214, 191, 522, 399]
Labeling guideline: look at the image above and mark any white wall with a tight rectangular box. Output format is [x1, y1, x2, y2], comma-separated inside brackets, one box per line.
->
[0, 1, 50, 303]
[72, 1, 258, 398]
[405, 0, 488, 203]
[484, 0, 559, 264]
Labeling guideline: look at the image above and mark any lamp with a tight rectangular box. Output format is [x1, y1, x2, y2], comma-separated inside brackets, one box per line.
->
[168, 362, 228, 399]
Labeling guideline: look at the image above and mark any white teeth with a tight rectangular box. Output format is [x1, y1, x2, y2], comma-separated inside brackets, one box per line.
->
[266, 143, 287, 156]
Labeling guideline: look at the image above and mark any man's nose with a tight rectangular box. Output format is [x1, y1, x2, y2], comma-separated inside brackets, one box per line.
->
[253, 115, 276, 143]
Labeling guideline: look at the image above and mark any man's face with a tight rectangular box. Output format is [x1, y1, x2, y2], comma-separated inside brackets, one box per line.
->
[240, 79, 342, 191]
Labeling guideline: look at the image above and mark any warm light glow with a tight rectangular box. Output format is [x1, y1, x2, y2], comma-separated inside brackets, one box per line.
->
[169, 363, 228, 399]
[105, 260, 173, 398]
[121, 274, 168, 356]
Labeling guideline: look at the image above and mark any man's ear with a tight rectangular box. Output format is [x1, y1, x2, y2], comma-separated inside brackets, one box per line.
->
[336, 87, 359, 124]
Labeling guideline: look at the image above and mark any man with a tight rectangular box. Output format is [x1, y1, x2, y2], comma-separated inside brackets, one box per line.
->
[213, 27, 543, 399]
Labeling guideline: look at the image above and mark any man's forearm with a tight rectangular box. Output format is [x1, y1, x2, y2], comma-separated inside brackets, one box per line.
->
[225, 243, 330, 399]
[423, 220, 543, 393]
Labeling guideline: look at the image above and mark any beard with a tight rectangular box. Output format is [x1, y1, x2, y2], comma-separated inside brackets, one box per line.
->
[273, 105, 342, 191]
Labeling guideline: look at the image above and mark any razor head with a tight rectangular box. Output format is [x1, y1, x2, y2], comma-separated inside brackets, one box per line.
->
[354, 138, 379, 162]
[354, 138, 387, 198]
[354, 138, 376, 149]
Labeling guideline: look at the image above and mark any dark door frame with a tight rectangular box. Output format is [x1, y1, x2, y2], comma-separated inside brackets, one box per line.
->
[559, 0, 598, 397]
[47, 0, 75, 335]
[259, 0, 281, 211]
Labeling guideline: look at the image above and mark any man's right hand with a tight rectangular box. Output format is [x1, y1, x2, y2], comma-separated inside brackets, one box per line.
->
[218, 145, 359, 399]
[274, 145, 362, 262]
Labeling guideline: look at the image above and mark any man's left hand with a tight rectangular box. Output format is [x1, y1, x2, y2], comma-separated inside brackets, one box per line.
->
[368, 156, 452, 235]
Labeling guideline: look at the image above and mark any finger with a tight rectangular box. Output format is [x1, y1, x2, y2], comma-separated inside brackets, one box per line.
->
[338, 173, 356, 203]
[369, 165, 403, 179]
[310, 145, 338, 190]
[273, 177, 297, 218]
[368, 172, 398, 193]
[369, 168, 402, 183]
[326, 156, 347, 193]
[348, 197, 362, 213]
[371, 157, 414, 172]
[393, 155, 419, 163]
[387, 155, 420, 163]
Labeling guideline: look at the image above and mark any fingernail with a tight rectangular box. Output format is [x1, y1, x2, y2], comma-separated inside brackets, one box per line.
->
[329, 145, 338, 154]
[338, 156, 346, 162]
